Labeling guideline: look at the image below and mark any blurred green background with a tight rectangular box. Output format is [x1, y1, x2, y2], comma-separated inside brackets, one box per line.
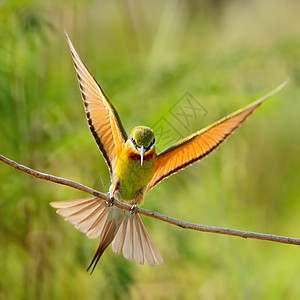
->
[0, 0, 300, 299]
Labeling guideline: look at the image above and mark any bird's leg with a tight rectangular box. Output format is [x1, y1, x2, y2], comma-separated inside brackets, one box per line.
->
[107, 182, 119, 206]
[130, 193, 141, 214]
[106, 194, 114, 206]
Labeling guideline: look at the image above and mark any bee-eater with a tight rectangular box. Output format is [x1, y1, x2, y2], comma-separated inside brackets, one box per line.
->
[50, 32, 288, 273]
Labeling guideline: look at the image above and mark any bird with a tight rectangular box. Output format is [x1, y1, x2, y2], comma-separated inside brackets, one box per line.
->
[50, 32, 288, 273]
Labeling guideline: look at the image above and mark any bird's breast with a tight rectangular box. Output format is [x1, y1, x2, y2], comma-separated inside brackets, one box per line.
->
[114, 148, 156, 201]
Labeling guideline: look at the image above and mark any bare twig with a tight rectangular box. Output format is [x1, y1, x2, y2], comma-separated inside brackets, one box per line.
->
[1, 153, 300, 246]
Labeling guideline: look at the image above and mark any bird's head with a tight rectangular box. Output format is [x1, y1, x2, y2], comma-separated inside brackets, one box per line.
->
[128, 126, 155, 166]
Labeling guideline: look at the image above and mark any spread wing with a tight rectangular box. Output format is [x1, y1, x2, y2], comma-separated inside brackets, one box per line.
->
[146, 80, 289, 192]
[66, 32, 127, 178]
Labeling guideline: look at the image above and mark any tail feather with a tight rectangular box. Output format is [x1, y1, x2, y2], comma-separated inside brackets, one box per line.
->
[64, 202, 101, 224]
[70, 202, 105, 228]
[54, 199, 96, 219]
[51, 198, 95, 208]
[112, 221, 127, 254]
[50, 197, 164, 271]
[85, 209, 108, 239]
[139, 224, 155, 266]
[50, 197, 107, 238]
[136, 214, 164, 266]
[112, 213, 164, 266]
[87, 218, 121, 274]
[75, 202, 106, 226]
[133, 215, 144, 265]
[123, 217, 134, 261]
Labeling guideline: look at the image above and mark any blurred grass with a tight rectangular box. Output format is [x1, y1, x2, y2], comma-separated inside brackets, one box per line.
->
[0, 0, 300, 299]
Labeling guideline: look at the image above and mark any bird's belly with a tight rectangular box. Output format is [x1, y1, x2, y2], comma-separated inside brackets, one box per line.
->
[114, 159, 155, 202]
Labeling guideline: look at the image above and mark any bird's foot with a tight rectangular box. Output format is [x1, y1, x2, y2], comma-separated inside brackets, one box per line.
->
[106, 196, 115, 207]
[130, 204, 137, 214]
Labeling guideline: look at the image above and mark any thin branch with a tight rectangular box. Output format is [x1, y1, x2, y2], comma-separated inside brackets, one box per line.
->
[1, 153, 300, 246]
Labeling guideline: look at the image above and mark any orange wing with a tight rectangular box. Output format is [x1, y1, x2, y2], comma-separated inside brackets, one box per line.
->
[146, 80, 289, 192]
[66, 32, 127, 178]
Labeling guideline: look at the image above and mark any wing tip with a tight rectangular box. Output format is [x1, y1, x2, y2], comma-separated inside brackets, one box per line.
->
[254, 78, 290, 105]
[63, 28, 71, 42]
[278, 78, 290, 90]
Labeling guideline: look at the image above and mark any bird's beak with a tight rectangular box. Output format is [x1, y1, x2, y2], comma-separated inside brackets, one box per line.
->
[139, 146, 145, 166]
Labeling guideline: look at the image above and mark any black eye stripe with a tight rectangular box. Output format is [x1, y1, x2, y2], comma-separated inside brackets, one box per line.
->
[130, 136, 155, 150]
[147, 138, 155, 150]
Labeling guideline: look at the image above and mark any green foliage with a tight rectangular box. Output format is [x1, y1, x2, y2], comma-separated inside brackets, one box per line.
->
[1, 0, 300, 299]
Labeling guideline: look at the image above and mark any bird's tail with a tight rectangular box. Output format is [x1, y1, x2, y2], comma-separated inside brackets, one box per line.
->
[50, 197, 163, 273]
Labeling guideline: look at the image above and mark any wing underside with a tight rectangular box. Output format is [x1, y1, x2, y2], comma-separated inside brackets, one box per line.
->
[146, 80, 289, 192]
[66, 32, 127, 178]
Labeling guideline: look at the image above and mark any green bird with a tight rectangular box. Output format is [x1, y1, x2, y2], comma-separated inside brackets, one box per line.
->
[50, 32, 288, 273]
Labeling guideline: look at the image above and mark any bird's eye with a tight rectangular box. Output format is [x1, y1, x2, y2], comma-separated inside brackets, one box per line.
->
[131, 137, 137, 145]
